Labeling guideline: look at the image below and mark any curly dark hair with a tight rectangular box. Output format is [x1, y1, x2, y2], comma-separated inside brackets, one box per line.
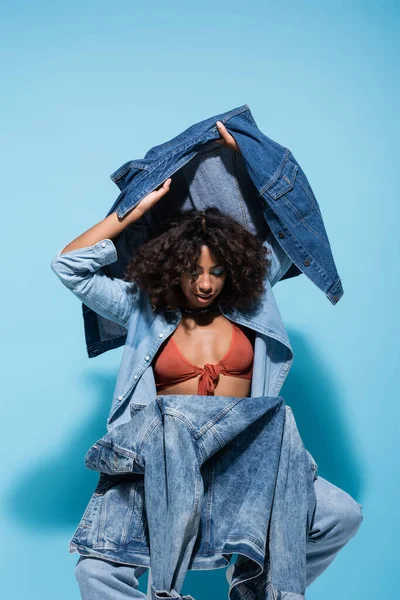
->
[123, 207, 271, 312]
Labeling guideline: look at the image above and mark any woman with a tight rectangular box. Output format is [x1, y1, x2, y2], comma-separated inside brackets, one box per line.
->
[53, 122, 363, 600]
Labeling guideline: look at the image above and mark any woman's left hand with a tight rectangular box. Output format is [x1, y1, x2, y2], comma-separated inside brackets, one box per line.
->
[215, 121, 240, 153]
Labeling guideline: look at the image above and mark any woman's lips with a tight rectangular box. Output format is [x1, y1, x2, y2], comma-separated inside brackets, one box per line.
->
[195, 293, 213, 303]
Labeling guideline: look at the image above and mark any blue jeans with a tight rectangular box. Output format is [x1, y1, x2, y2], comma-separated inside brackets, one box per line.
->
[74, 475, 363, 599]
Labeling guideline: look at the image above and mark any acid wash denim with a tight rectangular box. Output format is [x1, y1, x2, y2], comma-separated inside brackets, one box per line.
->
[50, 105, 363, 598]
[61, 103, 343, 360]
[81, 394, 316, 600]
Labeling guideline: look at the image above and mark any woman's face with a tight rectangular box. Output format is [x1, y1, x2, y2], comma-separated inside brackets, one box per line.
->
[179, 245, 227, 310]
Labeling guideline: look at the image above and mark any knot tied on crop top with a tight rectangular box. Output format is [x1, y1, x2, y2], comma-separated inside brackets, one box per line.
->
[153, 322, 254, 396]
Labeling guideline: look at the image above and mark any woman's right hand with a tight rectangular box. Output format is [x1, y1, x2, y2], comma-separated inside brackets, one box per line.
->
[57, 178, 172, 254]
[125, 177, 172, 223]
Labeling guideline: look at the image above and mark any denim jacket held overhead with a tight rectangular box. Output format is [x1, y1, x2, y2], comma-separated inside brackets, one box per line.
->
[58, 103, 342, 360]
[50, 106, 343, 432]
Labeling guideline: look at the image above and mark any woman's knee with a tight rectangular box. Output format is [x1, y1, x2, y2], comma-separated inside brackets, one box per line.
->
[338, 493, 363, 539]
[75, 556, 103, 586]
[74, 555, 147, 600]
[313, 476, 363, 541]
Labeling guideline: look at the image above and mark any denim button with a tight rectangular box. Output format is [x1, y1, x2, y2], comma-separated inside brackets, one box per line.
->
[304, 259, 310, 266]
[117, 395, 123, 401]
[101, 242, 106, 248]
[134, 374, 138, 379]
[145, 355, 150, 360]
[159, 333, 164, 338]
[278, 231, 285, 238]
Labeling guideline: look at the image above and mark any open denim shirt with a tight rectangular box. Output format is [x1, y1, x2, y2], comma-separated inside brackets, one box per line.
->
[49, 104, 340, 599]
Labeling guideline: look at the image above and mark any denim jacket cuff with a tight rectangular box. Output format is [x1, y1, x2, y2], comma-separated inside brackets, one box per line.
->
[54, 238, 118, 264]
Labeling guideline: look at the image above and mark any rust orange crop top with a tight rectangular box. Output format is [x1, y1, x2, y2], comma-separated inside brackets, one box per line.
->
[153, 322, 254, 396]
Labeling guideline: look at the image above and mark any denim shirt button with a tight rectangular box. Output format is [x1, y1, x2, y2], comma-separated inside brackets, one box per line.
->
[278, 231, 285, 238]
[101, 242, 106, 248]
[117, 395, 123, 401]
[145, 355, 150, 360]
[133, 374, 138, 379]
[158, 333, 164, 338]
[304, 259, 311, 266]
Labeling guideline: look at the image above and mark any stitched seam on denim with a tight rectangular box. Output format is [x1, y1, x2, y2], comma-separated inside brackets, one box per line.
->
[296, 175, 320, 214]
[232, 316, 292, 350]
[232, 152, 248, 229]
[100, 454, 132, 473]
[87, 332, 127, 354]
[112, 162, 149, 182]
[73, 289, 131, 330]
[120, 105, 250, 186]
[281, 188, 329, 248]
[136, 416, 162, 455]
[210, 425, 226, 447]
[281, 193, 312, 221]
[113, 325, 177, 400]
[73, 483, 112, 545]
[191, 466, 203, 522]
[95, 441, 138, 460]
[162, 410, 197, 434]
[265, 208, 332, 285]
[226, 535, 265, 553]
[203, 459, 215, 554]
[266, 163, 297, 201]
[121, 482, 137, 545]
[259, 148, 290, 196]
[96, 489, 108, 544]
[193, 397, 246, 439]
[123, 481, 146, 543]
[326, 278, 342, 295]
[272, 363, 292, 396]
[220, 104, 250, 124]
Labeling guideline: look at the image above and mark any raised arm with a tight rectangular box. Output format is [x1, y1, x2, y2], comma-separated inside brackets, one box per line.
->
[50, 178, 172, 328]
[215, 121, 293, 288]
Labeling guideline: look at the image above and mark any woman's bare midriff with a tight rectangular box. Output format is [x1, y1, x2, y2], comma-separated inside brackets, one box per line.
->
[154, 313, 255, 397]
[156, 374, 252, 397]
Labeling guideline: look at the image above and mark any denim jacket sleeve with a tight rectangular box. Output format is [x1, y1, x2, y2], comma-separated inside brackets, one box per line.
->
[264, 229, 293, 287]
[50, 238, 137, 329]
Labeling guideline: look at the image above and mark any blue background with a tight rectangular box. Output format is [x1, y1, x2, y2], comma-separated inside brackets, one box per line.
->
[1, 1, 398, 598]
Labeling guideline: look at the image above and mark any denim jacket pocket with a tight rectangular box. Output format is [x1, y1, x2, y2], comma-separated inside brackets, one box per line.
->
[265, 154, 318, 220]
[89, 476, 148, 547]
[99, 446, 136, 474]
[265, 156, 297, 201]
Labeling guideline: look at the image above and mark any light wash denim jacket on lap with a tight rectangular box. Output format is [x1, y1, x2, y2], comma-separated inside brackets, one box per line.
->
[83, 394, 317, 600]
[49, 104, 343, 599]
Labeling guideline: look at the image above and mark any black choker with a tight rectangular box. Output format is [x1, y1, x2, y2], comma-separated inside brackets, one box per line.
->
[180, 304, 220, 315]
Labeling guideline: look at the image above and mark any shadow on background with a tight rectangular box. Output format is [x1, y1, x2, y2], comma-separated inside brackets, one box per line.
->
[4, 370, 117, 529]
[283, 328, 365, 503]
